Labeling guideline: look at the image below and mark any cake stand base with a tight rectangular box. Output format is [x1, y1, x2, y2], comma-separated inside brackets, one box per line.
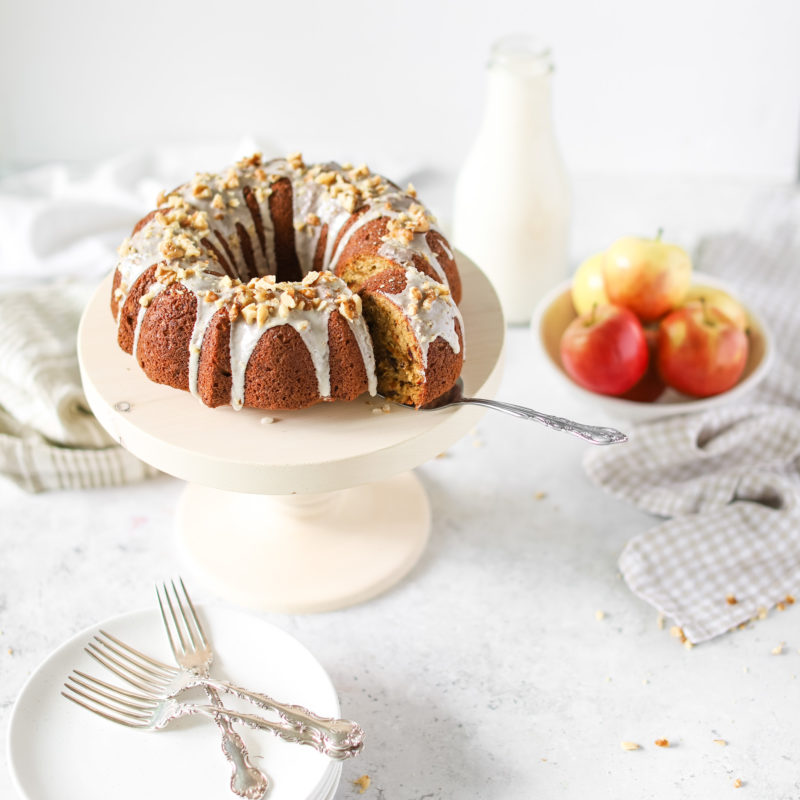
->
[176, 471, 430, 613]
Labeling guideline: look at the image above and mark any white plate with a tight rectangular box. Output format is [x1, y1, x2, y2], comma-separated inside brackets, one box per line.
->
[7, 606, 345, 800]
[531, 271, 774, 423]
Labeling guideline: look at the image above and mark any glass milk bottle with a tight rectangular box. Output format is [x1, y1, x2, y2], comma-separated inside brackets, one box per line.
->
[453, 36, 570, 324]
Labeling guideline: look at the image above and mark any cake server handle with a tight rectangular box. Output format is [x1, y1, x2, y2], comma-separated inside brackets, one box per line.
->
[454, 396, 628, 445]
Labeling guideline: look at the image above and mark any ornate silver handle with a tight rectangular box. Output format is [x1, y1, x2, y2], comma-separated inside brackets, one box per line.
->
[203, 677, 365, 756]
[204, 684, 269, 798]
[188, 703, 364, 760]
[456, 397, 628, 445]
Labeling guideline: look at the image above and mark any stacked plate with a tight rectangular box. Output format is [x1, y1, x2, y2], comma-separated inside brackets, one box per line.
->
[8, 606, 347, 799]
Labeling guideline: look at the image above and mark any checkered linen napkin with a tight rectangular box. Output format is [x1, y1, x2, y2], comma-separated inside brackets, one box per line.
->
[583, 188, 800, 643]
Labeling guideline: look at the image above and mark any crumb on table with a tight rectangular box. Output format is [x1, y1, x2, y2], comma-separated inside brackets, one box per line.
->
[354, 774, 371, 793]
[621, 741, 641, 751]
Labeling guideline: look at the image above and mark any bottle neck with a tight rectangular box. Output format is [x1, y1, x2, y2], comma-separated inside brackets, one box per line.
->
[478, 37, 556, 147]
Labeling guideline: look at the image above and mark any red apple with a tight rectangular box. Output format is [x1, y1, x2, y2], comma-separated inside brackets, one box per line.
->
[604, 233, 692, 322]
[619, 325, 666, 402]
[657, 302, 749, 397]
[560, 304, 649, 396]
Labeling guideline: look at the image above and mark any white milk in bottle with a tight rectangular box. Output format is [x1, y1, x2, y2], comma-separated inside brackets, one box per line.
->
[453, 36, 570, 324]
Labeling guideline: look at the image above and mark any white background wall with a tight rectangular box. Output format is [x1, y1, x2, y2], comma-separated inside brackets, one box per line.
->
[1, 0, 798, 180]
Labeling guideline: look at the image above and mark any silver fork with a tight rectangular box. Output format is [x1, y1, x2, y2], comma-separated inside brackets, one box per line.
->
[62, 671, 362, 759]
[156, 580, 267, 799]
[83, 629, 365, 757]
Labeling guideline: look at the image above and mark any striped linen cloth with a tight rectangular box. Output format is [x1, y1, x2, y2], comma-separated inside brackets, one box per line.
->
[0, 282, 159, 492]
[584, 188, 800, 643]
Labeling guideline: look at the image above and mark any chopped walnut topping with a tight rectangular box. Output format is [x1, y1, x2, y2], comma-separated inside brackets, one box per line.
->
[192, 183, 211, 199]
[297, 320, 309, 331]
[315, 170, 337, 187]
[306, 213, 320, 227]
[287, 151, 304, 170]
[222, 168, 240, 190]
[254, 167, 267, 182]
[406, 182, 417, 198]
[294, 220, 306, 232]
[118, 238, 132, 257]
[228, 303, 239, 322]
[160, 240, 185, 259]
[156, 190, 167, 206]
[338, 297, 358, 321]
[204, 291, 218, 303]
[173, 234, 200, 258]
[237, 153, 262, 169]
[211, 193, 225, 210]
[190, 211, 209, 231]
[256, 304, 269, 328]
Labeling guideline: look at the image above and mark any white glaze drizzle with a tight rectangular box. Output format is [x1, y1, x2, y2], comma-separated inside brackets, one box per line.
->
[377, 268, 464, 368]
[113, 156, 456, 408]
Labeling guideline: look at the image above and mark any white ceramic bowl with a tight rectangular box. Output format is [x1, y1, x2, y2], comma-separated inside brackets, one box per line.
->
[530, 272, 774, 424]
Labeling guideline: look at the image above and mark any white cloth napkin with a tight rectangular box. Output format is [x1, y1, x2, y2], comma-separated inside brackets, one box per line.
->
[584, 188, 800, 643]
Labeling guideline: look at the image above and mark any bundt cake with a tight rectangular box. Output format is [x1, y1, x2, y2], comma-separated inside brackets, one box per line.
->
[110, 153, 464, 410]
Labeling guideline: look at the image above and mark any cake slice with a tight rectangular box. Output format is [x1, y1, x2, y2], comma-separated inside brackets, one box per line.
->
[359, 267, 464, 407]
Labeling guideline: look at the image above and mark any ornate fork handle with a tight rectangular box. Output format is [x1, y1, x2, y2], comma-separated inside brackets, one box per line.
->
[455, 397, 628, 445]
[181, 702, 364, 760]
[204, 683, 268, 799]
[201, 677, 364, 754]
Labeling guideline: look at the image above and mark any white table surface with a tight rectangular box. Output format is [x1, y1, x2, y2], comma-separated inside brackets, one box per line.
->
[2, 324, 799, 800]
[2, 173, 799, 799]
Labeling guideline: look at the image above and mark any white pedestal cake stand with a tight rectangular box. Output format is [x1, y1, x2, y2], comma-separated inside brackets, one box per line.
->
[78, 252, 505, 613]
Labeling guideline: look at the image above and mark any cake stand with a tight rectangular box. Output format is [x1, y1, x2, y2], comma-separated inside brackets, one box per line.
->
[78, 252, 505, 613]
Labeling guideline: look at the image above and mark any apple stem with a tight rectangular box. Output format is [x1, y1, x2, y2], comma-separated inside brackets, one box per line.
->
[655, 227, 664, 242]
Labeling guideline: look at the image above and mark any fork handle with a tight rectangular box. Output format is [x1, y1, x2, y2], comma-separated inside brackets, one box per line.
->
[195, 703, 364, 760]
[202, 677, 365, 754]
[204, 684, 269, 799]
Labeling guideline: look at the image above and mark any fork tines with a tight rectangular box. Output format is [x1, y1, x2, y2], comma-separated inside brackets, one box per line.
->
[84, 633, 176, 696]
[62, 671, 156, 729]
[156, 577, 209, 663]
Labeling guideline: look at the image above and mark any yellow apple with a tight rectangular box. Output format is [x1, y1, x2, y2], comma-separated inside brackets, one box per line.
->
[603, 234, 692, 322]
[682, 284, 748, 331]
[571, 253, 609, 315]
